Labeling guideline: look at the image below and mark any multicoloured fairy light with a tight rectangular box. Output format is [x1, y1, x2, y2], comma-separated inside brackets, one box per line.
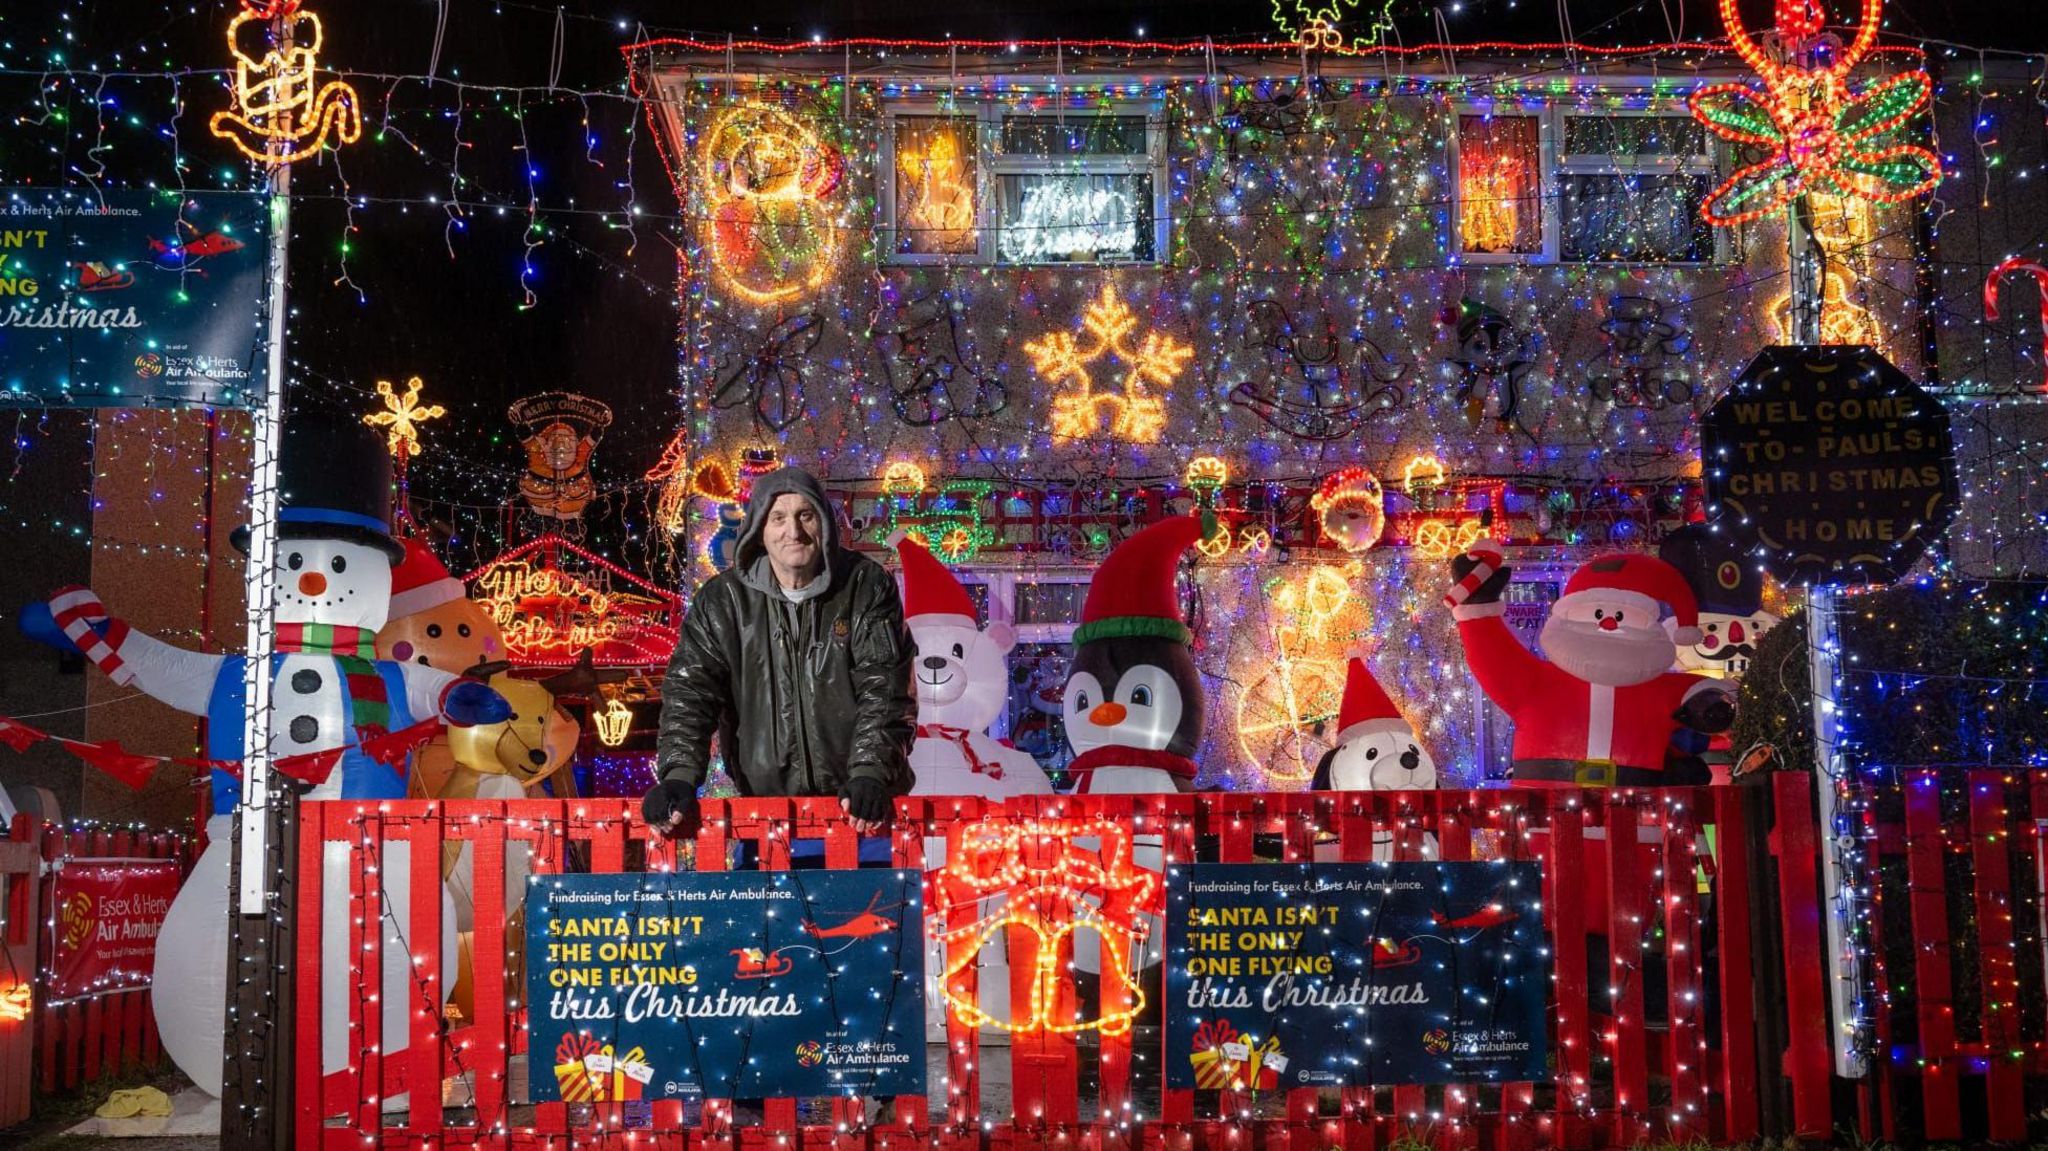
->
[209, 0, 362, 165]
[1689, 0, 1940, 226]
[1027, 285, 1192, 443]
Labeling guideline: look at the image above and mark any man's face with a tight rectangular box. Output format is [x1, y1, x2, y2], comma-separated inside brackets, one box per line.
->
[763, 492, 823, 579]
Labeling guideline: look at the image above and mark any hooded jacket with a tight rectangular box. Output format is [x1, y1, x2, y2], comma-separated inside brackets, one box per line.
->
[656, 467, 917, 799]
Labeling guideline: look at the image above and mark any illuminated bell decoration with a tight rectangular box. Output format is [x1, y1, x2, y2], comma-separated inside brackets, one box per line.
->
[362, 375, 446, 460]
[1027, 284, 1192, 443]
[208, 0, 362, 165]
[702, 101, 845, 305]
[929, 818, 1159, 1036]
[1688, 0, 1940, 226]
[1311, 466, 1386, 552]
[594, 694, 633, 748]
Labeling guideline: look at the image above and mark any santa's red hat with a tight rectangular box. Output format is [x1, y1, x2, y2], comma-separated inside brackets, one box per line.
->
[891, 532, 977, 629]
[1075, 517, 1203, 647]
[387, 538, 466, 620]
[1558, 552, 1703, 644]
[1334, 651, 1407, 746]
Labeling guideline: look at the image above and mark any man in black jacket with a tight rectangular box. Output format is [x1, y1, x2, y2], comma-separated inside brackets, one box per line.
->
[643, 467, 917, 840]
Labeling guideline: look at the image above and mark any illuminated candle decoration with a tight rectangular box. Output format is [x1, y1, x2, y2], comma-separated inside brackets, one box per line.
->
[1457, 116, 1541, 254]
[0, 982, 28, 1022]
[894, 118, 977, 255]
[1233, 563, 1372, 784]
[1401, 452, 1448, 494]
[929, 818, 1159, 1036]
[1984, 256, 2048, 393]
[702, 100, 845, 305]
[593, 694, 633, 747]
[361, 376, 445, 461]
[1688, 0, 1940, 226]
[1027, 284, 1192, 443]
[1311, 466, 1386, 553]
[1185, 455, 1232, 558]
[208, 0, 362, 165]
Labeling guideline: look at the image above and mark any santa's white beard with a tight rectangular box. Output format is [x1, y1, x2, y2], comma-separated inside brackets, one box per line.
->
[1540, 618, 1677, 686]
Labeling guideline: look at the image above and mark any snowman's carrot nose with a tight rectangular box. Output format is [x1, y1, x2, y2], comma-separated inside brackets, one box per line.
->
[298, 571, 328, 596]
[1088, 702, 1127, 726]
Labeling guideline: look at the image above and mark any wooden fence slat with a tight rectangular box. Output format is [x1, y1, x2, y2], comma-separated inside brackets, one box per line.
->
[1772, 773, 1834, 1141]
[1967, 772, 2026, 1141]
[409, 806, 445, 1136]
[295, 802, 325, 1151]
[1708, 787, 1759, 1145]
[1661, 795, 1704, 1143]
[1602, 796, 1647, 1147]
[1546, 794, 1591, 1150]
[1901, 770, 1962, 1138]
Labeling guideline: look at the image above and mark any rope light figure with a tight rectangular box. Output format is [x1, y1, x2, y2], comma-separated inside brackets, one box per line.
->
[1984, 256, 2048, 394]
[209, 0, 362, 165]
[1027, 284, 1192, 443]
[1689, 0, 1940, 227]
[929, 818, 1160, 1036]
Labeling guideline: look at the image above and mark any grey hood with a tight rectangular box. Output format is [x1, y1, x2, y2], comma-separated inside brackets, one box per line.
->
[733, 466, 843, 595]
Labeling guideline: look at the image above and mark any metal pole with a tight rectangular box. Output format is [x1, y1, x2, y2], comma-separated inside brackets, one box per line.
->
[238, 163, 288, 917]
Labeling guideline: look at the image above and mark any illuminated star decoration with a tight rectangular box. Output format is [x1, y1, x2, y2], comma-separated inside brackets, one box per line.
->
[209, 0, 363, 165]
[1688, 0, 1940, 227]
[1026, 284, 1192, 443]
[363, 376, 446, 461]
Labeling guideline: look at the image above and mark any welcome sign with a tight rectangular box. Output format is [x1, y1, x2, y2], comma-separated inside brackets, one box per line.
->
[1166, 861, 1549, 1088]
[526, 870, 925, 1101]
[0, 187, 267, 409]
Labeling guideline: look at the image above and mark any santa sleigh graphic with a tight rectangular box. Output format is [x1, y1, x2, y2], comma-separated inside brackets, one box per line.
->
[730, 947, 795, 979]
[1371, 937, 1424, 969]
[70, 261, 135, 292]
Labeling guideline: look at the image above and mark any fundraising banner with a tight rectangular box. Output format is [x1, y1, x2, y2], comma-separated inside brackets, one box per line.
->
[1166, 861, 1548, 1088]
[526, 869, 925, 1101]
[0, 187, 267, 409]
[47, 859, 181, 1002]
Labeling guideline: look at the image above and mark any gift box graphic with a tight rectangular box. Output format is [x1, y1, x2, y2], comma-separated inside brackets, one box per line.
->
[553, 1033, 654, 1101]
[1189, 1019, 1286, 1090]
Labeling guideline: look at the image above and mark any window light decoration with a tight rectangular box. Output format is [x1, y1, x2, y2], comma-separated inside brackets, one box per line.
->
[1688, 0, 1940, 227]
[929, 817, 1159, 1036]
[1027, 284, 1191, 443]
[208, 0, 362, 165]
[1456, 116, 1541, 254]
[701, 100, 845, 305]
[894, 118, 977, 255]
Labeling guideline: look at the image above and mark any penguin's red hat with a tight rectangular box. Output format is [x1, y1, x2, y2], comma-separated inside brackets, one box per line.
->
[1334, 650, 1407, 746]
[891, 531, 977, 629]
[1074, 517, 1203, 648]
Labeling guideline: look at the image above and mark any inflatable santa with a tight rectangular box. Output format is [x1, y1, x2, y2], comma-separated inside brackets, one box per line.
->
[1447, 545, 1733, 787]
[1312, 652, 1437, 860]
[43, 415, 505, 1097]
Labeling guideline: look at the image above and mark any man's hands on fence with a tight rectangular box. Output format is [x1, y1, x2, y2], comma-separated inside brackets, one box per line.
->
[839, 776, 891, 836]
[641, 778, 701, 839]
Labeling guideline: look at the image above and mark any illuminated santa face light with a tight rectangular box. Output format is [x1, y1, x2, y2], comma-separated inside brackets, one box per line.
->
[274, 538, 394, 630]
[1538, 589, 1680, 687]
[1064, 665, 1185, 756]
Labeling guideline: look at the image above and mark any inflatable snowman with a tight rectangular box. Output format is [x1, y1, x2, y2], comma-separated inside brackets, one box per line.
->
[894, 535, 1049, 1037]
[1061, 517, 1206, 978]
[1311, 652, 1438, 860]
[46, 416, 506, 1097]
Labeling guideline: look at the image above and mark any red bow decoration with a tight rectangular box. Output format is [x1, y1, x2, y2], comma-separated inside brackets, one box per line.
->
[916, 723, 1003, 780]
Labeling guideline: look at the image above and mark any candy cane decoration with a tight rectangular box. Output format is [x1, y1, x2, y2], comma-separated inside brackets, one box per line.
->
[1985, 256, 2048, 393]
[48, 587, 134, 685]
[1441, 540, 1505, 611]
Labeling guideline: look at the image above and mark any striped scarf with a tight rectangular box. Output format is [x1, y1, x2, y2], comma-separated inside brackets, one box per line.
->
[276, 622, 377, 659]
[276, 623, 391, 740]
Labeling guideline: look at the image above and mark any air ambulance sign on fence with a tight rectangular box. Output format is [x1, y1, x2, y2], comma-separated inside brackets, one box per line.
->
[1702, 345, 1957, 586]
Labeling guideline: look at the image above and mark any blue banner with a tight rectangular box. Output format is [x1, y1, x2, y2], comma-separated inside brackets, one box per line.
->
[1166, 861, 1548, 1088]
[1, 187, 267, 409]
[525, 870, 926, 1101]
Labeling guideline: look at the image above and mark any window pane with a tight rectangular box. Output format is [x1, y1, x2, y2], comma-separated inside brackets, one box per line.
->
[1006, 642, 1075, 777]
[893, 117, 978, 256]
[1562, 115, 1707, 160]
[1014, 582, 1085, 625]
[995, 173, 1154, 263]
[999, 114, 1148, 156]
[1457, 115, 1543, 255]
[1561, 173, 1714, 261]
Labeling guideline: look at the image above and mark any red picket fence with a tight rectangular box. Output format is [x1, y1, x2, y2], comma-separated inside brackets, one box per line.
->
[7, 816, 188, 1094]
[294, 778, 1843, 1150]
[0, 820, 39, 1129]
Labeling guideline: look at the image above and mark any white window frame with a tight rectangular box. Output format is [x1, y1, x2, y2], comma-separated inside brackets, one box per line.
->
[1451, 97, 1727, 266]
[881, 97, 1169, 267]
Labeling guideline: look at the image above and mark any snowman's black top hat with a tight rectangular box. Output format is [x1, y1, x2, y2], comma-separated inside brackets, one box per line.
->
[230, 414, 405, 564]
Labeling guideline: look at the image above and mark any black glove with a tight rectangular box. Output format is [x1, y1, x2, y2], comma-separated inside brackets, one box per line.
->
[1449, 553, 1512, 605]
[1674, 690, 1736, 735]
[641, 778, 701, 838]
[839, 776, 892, 828]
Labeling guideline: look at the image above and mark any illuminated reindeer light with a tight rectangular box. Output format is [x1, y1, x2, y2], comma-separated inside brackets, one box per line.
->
[208, 0, 362, 165]
[1689, 0, 1939, 227]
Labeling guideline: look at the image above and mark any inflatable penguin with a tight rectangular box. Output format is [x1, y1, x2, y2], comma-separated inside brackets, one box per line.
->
[1311, 652, 1438, 860]
[1062, 516, 1206, 797]
[46, 415, 506, 1097]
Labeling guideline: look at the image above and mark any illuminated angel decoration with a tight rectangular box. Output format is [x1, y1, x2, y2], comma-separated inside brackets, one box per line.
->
[929, 819, 1160, 1036]
[1688, 0, 1941, 227]
[1025, 285, 1191, 443]
[209, 0, 362, 165]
